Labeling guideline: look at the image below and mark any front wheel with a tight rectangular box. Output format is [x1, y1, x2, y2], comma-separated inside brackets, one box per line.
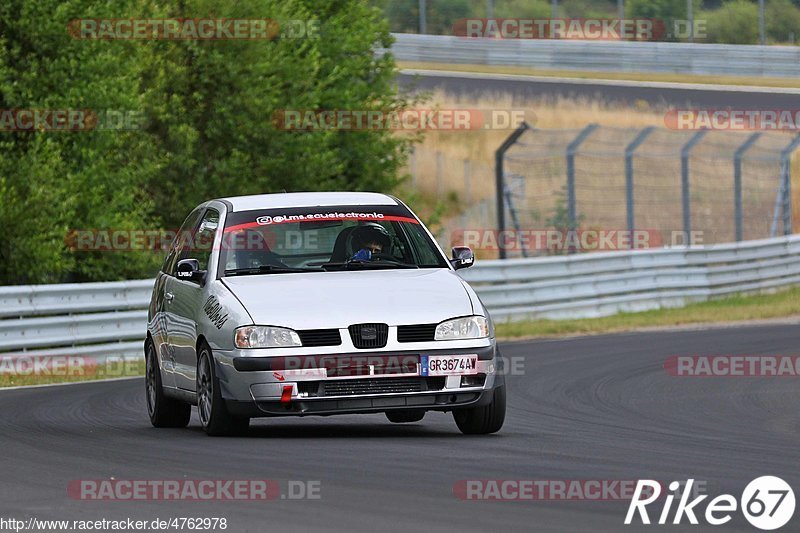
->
[197, 344, 249, 436]
[453, 385, 506, 435]
[145, 340, 190, 428]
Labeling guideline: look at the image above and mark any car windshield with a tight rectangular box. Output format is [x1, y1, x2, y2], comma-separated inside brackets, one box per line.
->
[218, 205, 449, 275]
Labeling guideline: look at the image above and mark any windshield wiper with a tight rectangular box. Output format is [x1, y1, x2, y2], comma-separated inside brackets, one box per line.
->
[323, 259, 419, 270]
[224, 265, 317, 276]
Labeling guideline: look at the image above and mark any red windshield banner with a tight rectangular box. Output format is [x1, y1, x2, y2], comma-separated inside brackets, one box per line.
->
[224, 212, 419, 233]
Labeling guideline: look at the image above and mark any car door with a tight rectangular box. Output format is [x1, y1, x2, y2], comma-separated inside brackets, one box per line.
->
[167, 207, 220, 391]
[161, 207, 204, 389]
[149, 272, 174, 388]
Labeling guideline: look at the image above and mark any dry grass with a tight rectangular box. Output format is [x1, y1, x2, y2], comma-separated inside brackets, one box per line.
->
[403, 89, 800, 244]
[406, 89, 668, 202]
[0, 359, 144, 388]
[496, 287, 800, 339]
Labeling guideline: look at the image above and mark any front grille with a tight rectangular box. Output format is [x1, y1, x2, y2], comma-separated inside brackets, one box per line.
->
[318, 377, 446, 397]
[297, 329, 341, 347]
[324, 354, 419, 377]
[348, 323, 388, 349]
[397, 324, 437, 343]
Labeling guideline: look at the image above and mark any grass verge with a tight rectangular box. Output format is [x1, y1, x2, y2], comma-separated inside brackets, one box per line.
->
[496, 287, 800, 339]
[399, 61, 800, 89]
[0, 358, 144, 388]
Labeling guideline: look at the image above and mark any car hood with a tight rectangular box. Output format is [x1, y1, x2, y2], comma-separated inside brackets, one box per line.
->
[221, 268, 473, 329]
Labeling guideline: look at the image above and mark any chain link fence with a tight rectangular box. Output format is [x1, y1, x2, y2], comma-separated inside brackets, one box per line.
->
[412, 126, 800, 259]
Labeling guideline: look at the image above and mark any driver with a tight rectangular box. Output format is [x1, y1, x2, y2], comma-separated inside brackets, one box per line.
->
[349, 223, 391, 260]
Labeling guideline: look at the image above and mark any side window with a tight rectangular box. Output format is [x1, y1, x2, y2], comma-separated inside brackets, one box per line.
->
[184, 208, 220, 271]
[162, 208, 204, 275]
[403, 223, 444, 266]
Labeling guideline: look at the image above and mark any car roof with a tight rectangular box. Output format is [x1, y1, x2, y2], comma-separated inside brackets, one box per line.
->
[216, 192, 399, 212]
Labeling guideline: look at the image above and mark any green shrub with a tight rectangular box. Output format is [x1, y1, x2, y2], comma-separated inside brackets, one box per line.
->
[702, 0, 760, 44]
[767, 0, 800, 43]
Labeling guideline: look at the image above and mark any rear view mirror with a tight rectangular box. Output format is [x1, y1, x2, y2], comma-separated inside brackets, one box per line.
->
[176, 258, 206, 284]
[450, 246, 475, 270]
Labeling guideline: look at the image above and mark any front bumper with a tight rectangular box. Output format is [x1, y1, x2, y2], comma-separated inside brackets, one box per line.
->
[214, 344, 504, 418]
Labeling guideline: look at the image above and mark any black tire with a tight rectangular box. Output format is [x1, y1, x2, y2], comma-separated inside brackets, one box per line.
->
[453, 385, 506, 435]
[385, 410, 425, 423]
[145, 339, 191, 428]
[197, 343, 249, 437]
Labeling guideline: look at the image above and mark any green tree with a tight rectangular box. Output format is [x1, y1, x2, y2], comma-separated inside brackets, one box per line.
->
[0, 0, 161, 283]
[766, 0, 800, 43]
[382, 0, 472, 34]
[628, 0, 701, 41]
[0, 0, 416, 284]
[701, 0, 760, 44]
[494, 0, 551, 19]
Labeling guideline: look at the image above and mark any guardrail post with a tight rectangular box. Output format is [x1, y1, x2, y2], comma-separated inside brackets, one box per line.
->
[780, 134, 800, 235]
[625, 127, 655, 248]
[566, 124, 599, 236]
[733, 133, 761, 242]
[495, 121, 531, 259]
[680, 130, 707, 246]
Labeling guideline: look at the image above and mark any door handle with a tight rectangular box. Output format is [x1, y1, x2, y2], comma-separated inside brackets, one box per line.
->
[165, 292, 174, 302]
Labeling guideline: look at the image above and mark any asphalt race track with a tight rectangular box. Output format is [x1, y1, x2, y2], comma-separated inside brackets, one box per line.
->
[1, 324, 798, 532]
[399, 70, 799, 109]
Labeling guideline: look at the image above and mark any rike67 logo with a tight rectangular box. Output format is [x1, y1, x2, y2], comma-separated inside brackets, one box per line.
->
[626, 477, 795, 530]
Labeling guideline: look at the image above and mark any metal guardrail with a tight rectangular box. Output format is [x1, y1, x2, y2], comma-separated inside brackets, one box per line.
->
[1, 234, 799, 361]
[460, 235, 800, 321]
[0, 279, 152, 361]
[390, 33, 800, 78]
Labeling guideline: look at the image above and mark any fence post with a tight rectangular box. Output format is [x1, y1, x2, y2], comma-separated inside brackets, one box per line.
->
[624, 126, 655, 248]
[566, 124, 599, 234]
[436, 151, 444, 197]
[463, 159, 472, 204]
[733, 133, 761, 242]
[780, 134, 800, 235]
[504, 177, 528, 258]
[680, 130, 707, 246]
[409, 147, 416, 187]
[495, 122, 531, 259]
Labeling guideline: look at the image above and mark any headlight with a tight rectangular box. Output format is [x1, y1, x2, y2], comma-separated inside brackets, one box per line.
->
[434, 316, 489, 340]
[234, 326, 301, 348]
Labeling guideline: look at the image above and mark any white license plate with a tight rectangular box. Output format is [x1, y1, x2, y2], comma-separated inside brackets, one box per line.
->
[420, 355, 478, 376]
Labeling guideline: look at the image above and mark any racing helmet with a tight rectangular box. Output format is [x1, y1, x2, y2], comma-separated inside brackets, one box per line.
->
[349, 223, 391, 254]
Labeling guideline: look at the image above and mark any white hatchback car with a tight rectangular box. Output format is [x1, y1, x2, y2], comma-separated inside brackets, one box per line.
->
[145, 192, 506, 435]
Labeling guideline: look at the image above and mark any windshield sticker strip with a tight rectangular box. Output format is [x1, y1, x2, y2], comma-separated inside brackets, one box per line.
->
[224, 214, 419, 233]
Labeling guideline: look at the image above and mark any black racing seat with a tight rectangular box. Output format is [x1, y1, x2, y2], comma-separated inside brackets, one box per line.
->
[232, 229, 288, 269]
[329, 226, 357, 263]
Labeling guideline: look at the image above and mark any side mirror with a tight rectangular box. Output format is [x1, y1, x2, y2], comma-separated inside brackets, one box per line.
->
[176, 258, 206, 284]
[450, 246, 475, 270]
